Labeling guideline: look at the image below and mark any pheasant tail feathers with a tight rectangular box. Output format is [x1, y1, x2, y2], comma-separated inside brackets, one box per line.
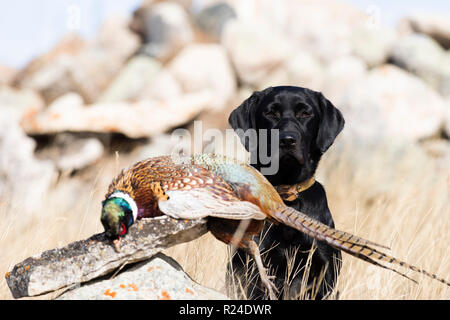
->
[271, 204, 450, 287]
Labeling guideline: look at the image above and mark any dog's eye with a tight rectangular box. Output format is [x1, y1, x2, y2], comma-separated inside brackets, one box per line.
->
[296, 111, 312, 119]
[264, 109, 281, 120]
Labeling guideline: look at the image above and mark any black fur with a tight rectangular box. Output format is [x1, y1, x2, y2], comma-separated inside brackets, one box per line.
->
[228, 86, 344, 299]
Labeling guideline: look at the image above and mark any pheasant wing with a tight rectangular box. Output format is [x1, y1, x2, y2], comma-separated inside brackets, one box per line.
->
[157, 164, 266, 220]
[158, 188, 266, 220]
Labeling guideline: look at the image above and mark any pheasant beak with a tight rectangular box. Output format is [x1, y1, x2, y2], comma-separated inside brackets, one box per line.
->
[113, 224, 127, 252]
[113, 238, 122, 252]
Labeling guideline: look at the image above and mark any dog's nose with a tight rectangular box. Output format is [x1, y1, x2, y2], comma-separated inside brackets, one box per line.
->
[279, 132, 297, 148]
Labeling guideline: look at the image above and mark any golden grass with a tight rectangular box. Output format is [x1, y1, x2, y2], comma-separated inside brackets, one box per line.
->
[322, 140, 450, 299]
[0, 140, 449, 299]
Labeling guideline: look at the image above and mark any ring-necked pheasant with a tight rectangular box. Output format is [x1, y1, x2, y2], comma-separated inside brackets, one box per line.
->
[101, 154, 449, 299]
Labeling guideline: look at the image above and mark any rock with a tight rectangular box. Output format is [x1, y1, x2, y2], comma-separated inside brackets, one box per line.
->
[255, 66, 289, 91]
[97, 16, 141, 63]
[255, 50, 325, 91]
[389, 34, 450, 97]
[131, 2, 194, 61]
[339, 65, 448, 142]
[139, 69, 182, 101]
[168, 43, 236, 110]
[419, 139, 450, 172]
[16, 18, 140, 104]
[135, 134, 179, 162]
[12, 34, 86, 104]
[351, 26, 397, 67]
[6, 216, 208, 298]
[446, 103, 450, 137]
[52, 134, 104, 172]
[275, 0, 368, 63]
[0, 64, 18, 85]
[221, 19, 291, 86]
[70, 17, 141, 103]
[284, 51, 325, 91]
[99, 57, 183, 103]
[322, 55, 367, 105]
[0, 85, 45, 118]
[401, 13, 450, 49]
[21, 91, 213, 138]
[45, 92, 84, 111]
[420, 139, 450, 159]
[194, 2, 237, 40]
[0, 113, 55, 212]
[57, 253, 228, 300]
[98, 56, 163, 103]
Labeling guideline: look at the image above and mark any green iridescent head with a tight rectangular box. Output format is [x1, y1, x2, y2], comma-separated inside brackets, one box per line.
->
[101, 192, 136, 239]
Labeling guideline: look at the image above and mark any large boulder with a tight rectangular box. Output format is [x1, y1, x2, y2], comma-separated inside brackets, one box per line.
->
[0, 64, 18, 85]
[139, 69, 183, 101]
[400, 13, 450, 49]
[350, 26, 397, 67]
[20, 91, 213, 138]
[221, 20, 291, 86]
[98, 55, 163, 103]
[0, 112, 55, 211]
[193, 2, 237, 40]
[283, 51, 325, 91]
[51, 134, 104, 172]
[99, 55, 183, 103]
[15, 17, 140, 104]
[0, 85, 45, 118]
[322, 55, 367, 105]
[12, 34, 86, 103]
[135, 134, 179, 162]
[58, 253, 228, 300]
[389, 34, 450, 98]
[339, 65, 448, 142]
[446, 101, 450, 137]
[265, 0, 368, 63]
[168, 43, 236, 110]
[131, 1, 194, 61]
[255, 50, 325, 92]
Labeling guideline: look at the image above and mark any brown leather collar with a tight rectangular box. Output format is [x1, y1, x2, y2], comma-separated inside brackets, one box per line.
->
[275, 177, 316, 202]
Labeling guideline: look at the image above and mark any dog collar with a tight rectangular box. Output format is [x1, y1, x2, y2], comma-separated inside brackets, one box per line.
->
[275, 177, 316, 202]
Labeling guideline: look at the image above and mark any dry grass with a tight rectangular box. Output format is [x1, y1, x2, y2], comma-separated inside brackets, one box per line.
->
[321, 140, 450, 299]
[1, 140, 449, 299]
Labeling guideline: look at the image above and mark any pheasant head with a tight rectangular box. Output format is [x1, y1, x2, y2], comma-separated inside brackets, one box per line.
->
[101, 192, 138, 239]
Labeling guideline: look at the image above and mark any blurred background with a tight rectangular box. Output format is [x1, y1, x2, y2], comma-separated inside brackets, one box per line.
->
[0, 0, 449, 299]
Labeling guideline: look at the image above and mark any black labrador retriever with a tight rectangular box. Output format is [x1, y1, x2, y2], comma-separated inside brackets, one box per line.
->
[228, 86, 344, 300]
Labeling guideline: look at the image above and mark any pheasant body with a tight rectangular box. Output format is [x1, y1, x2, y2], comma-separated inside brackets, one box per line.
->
[102, 153, 450, 296]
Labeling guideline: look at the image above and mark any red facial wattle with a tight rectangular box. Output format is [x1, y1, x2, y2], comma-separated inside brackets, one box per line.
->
[119, 222, 127, 236]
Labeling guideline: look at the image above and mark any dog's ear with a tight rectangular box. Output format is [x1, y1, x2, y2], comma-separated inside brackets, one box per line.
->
[228, 90, 263, 150]
[228, 90, 263, 131]
[315, 92, 345, 153]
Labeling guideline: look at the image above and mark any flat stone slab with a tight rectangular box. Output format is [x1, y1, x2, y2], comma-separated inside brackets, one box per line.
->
[57, 253, 229, 300]
[5, 217, 207, 299]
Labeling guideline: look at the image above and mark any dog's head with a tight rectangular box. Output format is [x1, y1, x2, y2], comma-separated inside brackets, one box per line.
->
[229, 86, 344, 185]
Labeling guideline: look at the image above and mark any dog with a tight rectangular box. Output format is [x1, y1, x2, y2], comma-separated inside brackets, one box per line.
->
[228, 86, 344, 300]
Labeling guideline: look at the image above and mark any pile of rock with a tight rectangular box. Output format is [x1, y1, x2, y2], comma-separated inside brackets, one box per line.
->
[2, 0, 449, 146]
[0, 0, 449, 225]
[1, 0, 449, 225]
